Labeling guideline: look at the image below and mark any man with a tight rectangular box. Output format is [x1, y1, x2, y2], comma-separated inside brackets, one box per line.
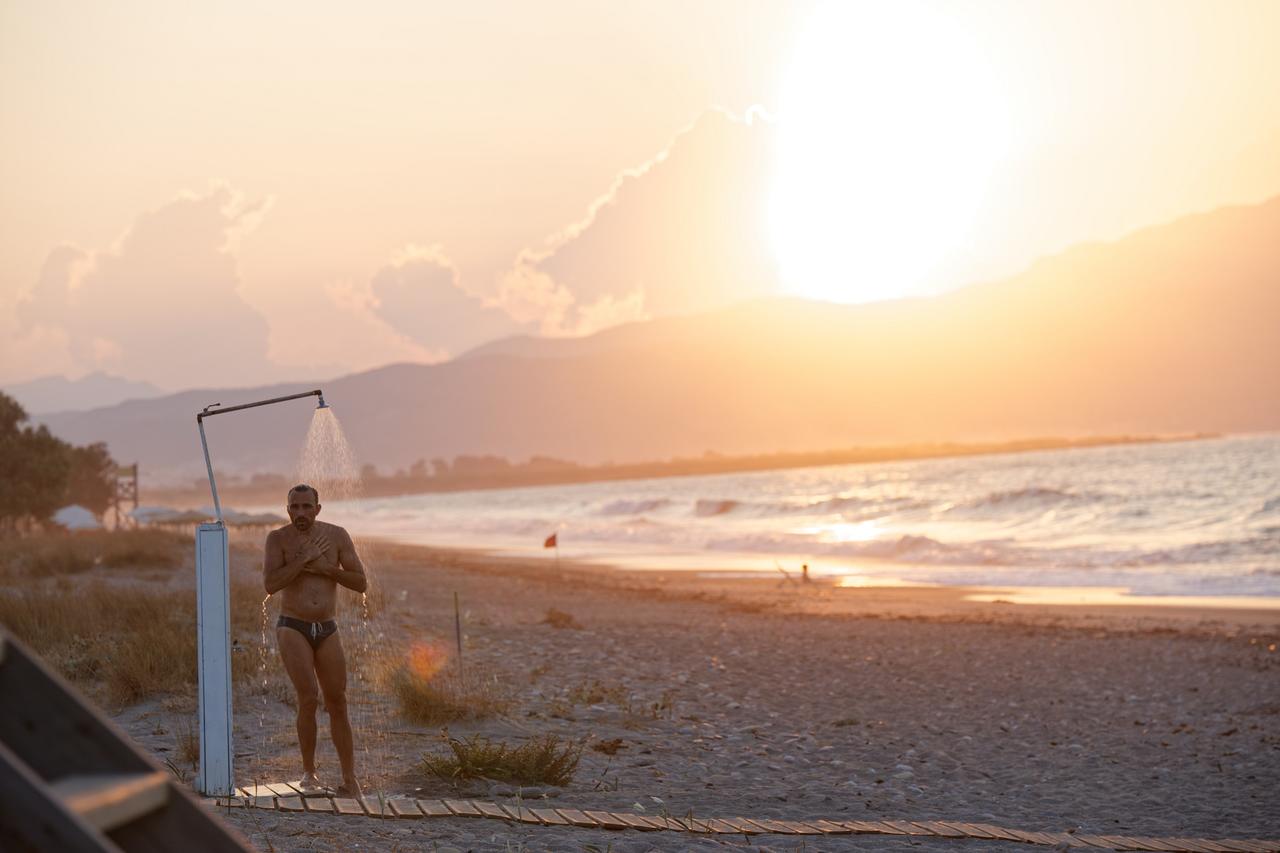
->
[264, 483, 367, 797]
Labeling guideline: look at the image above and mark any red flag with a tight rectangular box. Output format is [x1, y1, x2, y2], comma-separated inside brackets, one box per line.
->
[543, 532, 557, 548]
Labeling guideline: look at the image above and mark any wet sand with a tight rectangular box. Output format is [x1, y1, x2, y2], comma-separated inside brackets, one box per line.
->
[121, 542, 1280, 851]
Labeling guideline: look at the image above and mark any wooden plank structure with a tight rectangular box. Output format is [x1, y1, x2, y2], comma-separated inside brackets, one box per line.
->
[388, 798, 423, 818]
[0, 628, 254, 851]
[443, 798, 482, 817]
[417, 799, 454, 817]
[500, 804, 546, 824]
[197, 781, 1280, 852]
[473, 800, 509, 821]
[333, 797, 364, 816]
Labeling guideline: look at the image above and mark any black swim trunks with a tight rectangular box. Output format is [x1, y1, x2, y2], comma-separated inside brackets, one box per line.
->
[277, 615, 338, 651]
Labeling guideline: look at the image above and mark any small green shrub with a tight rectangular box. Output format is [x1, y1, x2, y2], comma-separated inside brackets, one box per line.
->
[421, 733, 583, 787]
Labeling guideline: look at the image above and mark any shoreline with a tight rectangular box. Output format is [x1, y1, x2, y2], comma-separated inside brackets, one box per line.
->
[360, 539, 1280, 636]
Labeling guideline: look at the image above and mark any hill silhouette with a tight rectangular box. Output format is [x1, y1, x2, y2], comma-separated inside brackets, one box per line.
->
[40, 196, 1280, 483]
[2, 372, 166, 415]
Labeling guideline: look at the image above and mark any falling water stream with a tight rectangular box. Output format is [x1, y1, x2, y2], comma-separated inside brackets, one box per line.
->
[248, 406, 391, 796]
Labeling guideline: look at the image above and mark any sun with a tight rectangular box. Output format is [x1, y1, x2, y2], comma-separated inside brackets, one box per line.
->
[769, 1, 1010, 304]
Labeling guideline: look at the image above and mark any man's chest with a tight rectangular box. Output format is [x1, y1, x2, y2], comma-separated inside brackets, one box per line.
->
[280, 530, 338, 567]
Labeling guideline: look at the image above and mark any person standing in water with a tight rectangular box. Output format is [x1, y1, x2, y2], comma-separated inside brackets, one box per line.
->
[264, 483, 367, 797]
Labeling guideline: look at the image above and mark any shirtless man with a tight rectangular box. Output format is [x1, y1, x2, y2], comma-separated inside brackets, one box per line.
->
[264, 483, 367, 797]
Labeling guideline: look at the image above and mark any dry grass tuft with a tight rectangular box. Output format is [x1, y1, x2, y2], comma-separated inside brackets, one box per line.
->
[0, 577, 265, 705]
[178, 717, 200, 767]
[388, 663, 510, 725]
[562, 678, 675, 720]
[540, 608, 581, 629]
[421, 732, 583, 787]
[567, 677, 628, 707]
[591, 737, 626, 755]
[0, 528, 190, 577]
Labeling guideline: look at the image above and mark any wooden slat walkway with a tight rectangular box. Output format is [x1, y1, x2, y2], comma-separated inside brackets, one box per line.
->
[209, 789, 1279, 852]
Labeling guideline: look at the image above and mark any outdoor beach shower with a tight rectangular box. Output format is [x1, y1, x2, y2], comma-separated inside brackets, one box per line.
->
[192, 388, 328, 796]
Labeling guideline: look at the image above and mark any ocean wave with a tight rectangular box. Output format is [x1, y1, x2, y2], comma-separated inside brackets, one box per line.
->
[705, 532, 1020, 566]
[951, 486, 1086, 512]
[786, 494, 924, 517]
[850, 534, 1017, 565]
[690, 493, 924, 520]
[695, 499, 740, 517]
[1119, 535, 1280, 567]
[598, 498, 671, 516]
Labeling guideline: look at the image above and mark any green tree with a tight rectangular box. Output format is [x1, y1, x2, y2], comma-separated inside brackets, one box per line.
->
[65, 442, 116, 518]
[0, 391, 117, 530]
[0, 397, 71, 530]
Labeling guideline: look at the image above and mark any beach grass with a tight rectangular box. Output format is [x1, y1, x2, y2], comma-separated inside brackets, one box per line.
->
[420, 732, 583, 787]
[0, 529, 270, 704]
[0, 581, 267, 704]
[0, 528, 192, 576]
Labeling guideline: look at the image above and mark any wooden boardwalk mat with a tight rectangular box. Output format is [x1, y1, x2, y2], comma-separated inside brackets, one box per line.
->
[389, 798, 423, 818]
[500, 804, 545, 824]
[333, 797, 364, 816]
[417, 799, 452, 817]
[203, 788, 1279, 851]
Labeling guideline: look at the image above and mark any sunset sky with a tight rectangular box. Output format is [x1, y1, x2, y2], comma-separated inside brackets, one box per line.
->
[3, 0, 1278, 390]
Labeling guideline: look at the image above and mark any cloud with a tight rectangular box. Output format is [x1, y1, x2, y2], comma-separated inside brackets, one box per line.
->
[370, 246, 527, 355]
[15, 186, 273, 388]
[6, 186, 519, 388]
[264, 245, 530, 377]
[262, 273, 446, 378]
[501, 108, 783, 334]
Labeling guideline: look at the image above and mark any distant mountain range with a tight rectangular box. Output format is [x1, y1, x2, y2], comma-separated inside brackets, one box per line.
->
[39, 196, 1280, 484]
[2, 372, 166, 415]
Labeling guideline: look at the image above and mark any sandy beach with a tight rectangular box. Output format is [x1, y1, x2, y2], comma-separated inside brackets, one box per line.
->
[112, 541, 1280, 852]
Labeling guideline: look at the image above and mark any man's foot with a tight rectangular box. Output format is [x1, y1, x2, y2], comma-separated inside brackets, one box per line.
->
[297, 772, 332, 795]
[335, 779, 362, 798]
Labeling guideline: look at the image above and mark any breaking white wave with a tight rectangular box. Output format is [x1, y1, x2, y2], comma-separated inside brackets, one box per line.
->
[599, 498, 671, 516]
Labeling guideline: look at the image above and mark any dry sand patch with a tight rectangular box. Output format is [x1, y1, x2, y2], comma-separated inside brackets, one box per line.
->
[71, 541, 1280, 851]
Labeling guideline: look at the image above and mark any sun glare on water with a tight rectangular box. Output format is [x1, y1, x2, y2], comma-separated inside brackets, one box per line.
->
[770, 1, 1011, 304]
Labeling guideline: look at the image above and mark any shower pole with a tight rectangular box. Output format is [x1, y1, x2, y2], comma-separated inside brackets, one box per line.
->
[192, 388, 327, 796]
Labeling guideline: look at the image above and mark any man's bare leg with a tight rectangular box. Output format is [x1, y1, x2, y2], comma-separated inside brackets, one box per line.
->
[276, 627, 324, 789]
[315, 633, 361, 797]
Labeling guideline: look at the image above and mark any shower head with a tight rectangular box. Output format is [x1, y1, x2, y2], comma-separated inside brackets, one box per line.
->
[196, 387, 330, 525]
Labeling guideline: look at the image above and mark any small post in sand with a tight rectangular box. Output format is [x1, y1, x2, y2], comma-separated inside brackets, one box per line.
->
[453, 591, 464, 682]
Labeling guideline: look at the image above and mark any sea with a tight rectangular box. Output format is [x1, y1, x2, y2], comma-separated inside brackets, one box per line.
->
[324, 434, 1279, 599]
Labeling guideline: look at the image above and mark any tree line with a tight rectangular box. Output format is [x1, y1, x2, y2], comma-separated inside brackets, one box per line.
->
[0, 391, 116, 532]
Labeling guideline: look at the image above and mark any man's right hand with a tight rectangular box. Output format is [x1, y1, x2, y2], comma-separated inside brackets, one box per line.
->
[294, 535, 331, 566]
